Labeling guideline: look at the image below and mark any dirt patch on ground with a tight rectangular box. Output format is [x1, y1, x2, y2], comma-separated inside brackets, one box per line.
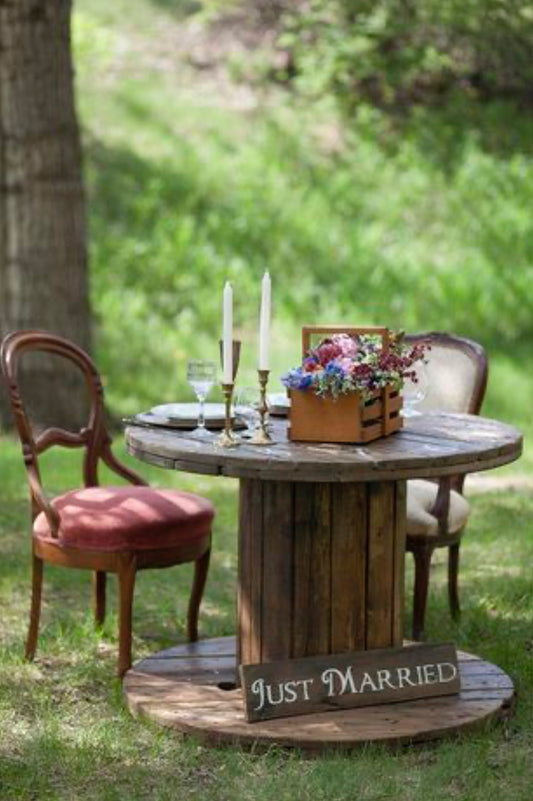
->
[99, 3, 287, 111]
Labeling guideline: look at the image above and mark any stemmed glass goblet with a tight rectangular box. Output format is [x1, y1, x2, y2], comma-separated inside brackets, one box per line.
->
[187, 360, 217, 437]
[234, 386, 261, 438]
[402, 363, 429, 417]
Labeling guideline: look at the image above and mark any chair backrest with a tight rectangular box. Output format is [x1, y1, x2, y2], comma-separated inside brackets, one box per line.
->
[405, 331, 488, 416]
[1, 331, 142, 509]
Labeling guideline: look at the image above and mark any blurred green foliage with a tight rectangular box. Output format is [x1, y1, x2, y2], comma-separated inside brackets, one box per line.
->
[275, 1, 533, 108]
[73, 1, 533, 435]
[85, 94, 533, 411]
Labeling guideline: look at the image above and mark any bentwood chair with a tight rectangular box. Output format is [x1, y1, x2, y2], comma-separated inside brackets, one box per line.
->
[404, 332, 488, 640]
[1, 330, 214, 676]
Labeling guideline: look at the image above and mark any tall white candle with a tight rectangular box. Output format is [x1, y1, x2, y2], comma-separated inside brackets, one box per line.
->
[222, 281, 233, 384]
[259, 271, 271, 370]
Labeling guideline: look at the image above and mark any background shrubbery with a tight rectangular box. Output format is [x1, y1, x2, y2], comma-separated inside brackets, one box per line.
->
[277, 0, 533, 108]
[73, 0, 533, 456]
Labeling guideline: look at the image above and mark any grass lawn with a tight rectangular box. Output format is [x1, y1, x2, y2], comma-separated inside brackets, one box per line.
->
[0, 436, 532, 800]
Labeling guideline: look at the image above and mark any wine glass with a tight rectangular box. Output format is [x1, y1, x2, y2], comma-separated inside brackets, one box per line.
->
[187, 360, 217, 437]
[234, 386, 261, 438]
[402, 363, 428, 417]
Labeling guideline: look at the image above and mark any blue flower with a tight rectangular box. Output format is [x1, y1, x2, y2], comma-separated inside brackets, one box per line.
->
[325, 360, 345, 376]
[281, 367, 314, 390]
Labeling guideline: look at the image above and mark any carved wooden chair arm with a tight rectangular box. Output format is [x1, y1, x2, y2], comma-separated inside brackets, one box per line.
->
[35, 427, 89, 453]
[430, 476, 452, 538]
[100, 437, 148, 486]
[27, 467, 61, 537]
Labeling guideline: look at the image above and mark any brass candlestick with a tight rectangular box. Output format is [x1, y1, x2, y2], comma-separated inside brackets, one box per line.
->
[217, 382, 239, 448]
[218, 339, 242, 382]
[250, 369, 273, 446]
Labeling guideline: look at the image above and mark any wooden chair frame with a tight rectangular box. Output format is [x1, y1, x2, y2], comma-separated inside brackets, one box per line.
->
[404, 331, 488, 639]
[1, 330, 211, 676]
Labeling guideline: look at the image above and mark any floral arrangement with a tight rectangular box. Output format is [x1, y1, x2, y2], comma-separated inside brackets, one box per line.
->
[282, 333, 429, 400]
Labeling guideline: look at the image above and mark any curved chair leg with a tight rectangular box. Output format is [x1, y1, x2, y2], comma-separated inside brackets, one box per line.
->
[412, 547, 433, 641]
[93, 571, 107, 628]
[187, 547, 211, 643]
[117, 555, 136, 678]
[26, 551, 44, 661]
[448, 543, 461, 621]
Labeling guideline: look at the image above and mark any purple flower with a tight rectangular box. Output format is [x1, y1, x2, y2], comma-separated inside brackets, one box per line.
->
[281, 367, 315, 391]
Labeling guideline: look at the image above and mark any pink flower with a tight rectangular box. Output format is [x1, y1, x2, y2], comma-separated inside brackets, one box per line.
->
[332, 334, 358, 358]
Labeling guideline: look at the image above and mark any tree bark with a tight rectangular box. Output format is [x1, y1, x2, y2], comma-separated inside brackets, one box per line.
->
[0, 0, 92, 429]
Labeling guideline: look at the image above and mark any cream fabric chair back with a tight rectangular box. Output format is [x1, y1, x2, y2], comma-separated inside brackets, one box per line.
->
[405, 333, 488, 415]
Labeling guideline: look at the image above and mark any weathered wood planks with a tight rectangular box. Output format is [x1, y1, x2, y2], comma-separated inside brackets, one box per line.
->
[123, 409, 522, 748]
[261, 481, 294, 662]
[237, 479, 263, 666]
[124, 636, 515, 751]
[125, 412, 522, 483]
[330, 483, 367, 652]
[238, 478, 407, 665]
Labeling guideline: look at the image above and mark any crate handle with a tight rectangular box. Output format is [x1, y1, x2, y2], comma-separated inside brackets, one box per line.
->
[301, 326, 390, 357]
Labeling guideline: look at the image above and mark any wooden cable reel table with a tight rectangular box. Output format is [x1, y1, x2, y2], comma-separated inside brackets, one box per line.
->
[124, 413, 522, 750]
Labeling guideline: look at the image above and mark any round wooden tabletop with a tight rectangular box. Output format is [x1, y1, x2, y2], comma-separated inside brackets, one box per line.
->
[125, 412, 522, 483]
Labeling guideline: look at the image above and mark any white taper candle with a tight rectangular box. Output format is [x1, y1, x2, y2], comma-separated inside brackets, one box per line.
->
[223, 281, 233, 383]
[259, 271, 271, 370]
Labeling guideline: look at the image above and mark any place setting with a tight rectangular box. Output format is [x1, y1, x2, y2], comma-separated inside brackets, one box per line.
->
[126, 270, 430, 453]
[130, 364, 245, 437]
[126, 272, 280, 449]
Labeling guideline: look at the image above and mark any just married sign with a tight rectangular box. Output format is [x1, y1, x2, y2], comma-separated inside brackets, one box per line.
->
[239, 643, 460, 723]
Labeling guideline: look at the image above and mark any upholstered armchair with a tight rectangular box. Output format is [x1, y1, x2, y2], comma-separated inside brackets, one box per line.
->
[404, 332, 488, 640]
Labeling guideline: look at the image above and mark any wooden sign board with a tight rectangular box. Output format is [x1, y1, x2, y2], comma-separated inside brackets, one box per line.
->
[239, 643, 460, 723]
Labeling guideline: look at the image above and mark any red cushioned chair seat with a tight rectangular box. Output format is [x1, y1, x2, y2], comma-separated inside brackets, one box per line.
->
[33, 486, 214, 552]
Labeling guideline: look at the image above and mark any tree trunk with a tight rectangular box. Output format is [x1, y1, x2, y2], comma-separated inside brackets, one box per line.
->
[0, 0, 92, 430]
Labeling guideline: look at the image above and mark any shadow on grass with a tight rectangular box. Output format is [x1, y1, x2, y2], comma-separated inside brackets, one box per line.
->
[0, 721, 222, 801]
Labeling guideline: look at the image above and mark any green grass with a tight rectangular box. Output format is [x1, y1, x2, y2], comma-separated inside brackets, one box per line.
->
[0, 437, 533, 799]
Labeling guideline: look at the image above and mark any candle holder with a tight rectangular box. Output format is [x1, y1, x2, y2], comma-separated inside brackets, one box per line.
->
[217, 382, 239, 448]
[250, 369, 273, 446]
[218, 339, 242, 382]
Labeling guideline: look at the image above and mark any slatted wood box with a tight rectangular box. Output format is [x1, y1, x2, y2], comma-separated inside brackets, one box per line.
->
[288, 326, 403, 444]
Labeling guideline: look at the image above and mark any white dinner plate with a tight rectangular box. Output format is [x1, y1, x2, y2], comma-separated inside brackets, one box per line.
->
[150, 403, 227, 423]
[132, 402, 245, 431]
[268, 393, 290, 417]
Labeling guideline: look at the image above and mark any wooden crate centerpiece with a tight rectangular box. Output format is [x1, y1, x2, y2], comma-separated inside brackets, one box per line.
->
[286, 326, 404, 445]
